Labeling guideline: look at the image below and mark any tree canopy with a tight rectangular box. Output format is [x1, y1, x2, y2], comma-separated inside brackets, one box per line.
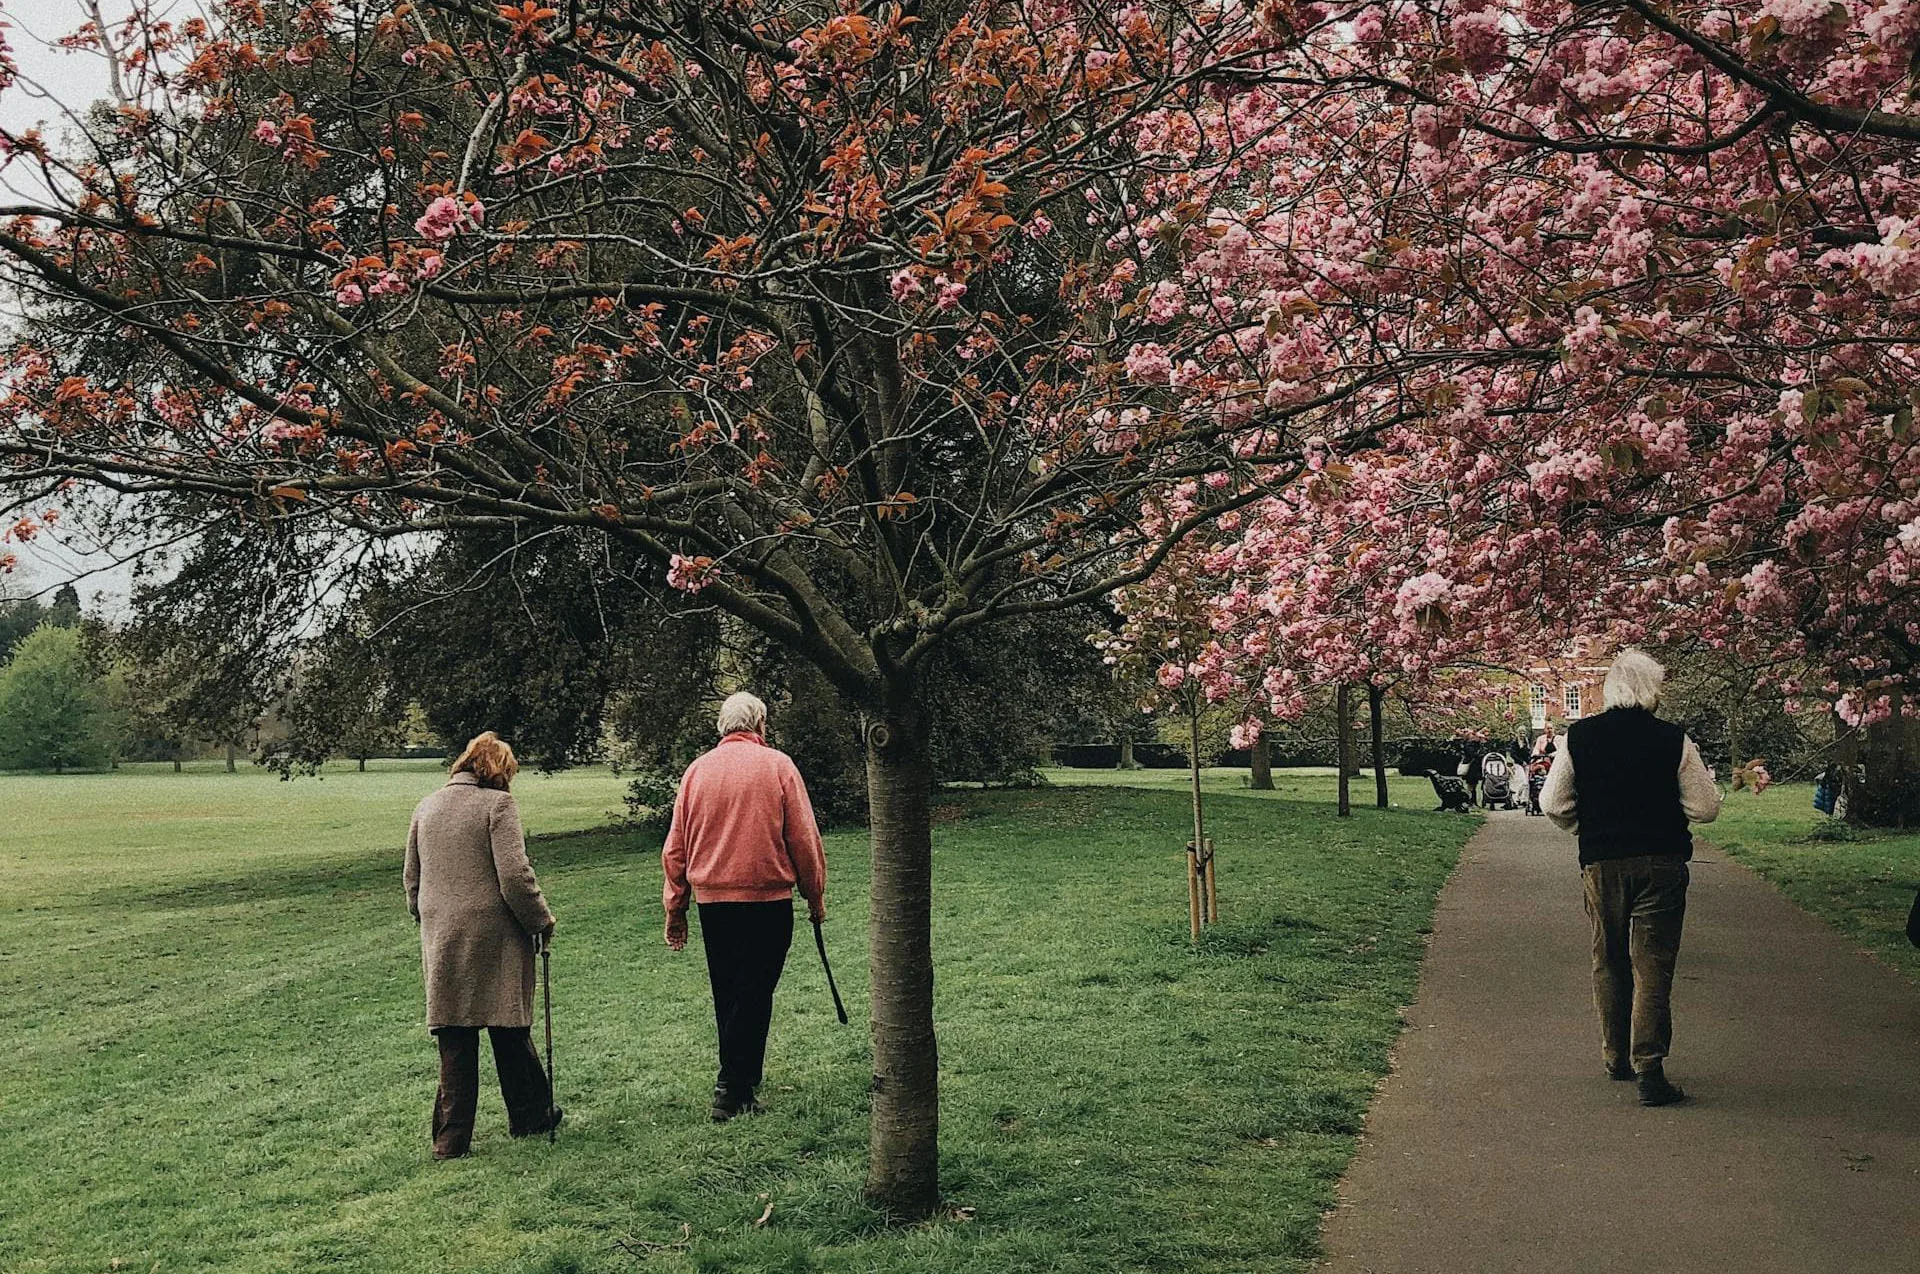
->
[0, 623, 114, 772]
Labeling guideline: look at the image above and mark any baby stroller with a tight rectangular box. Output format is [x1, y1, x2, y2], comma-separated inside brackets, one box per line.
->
[1525, 756, 1552, 816]
[1480, 751, 1517, 810]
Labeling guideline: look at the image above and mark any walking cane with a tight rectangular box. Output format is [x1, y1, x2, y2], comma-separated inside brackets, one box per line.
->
[813, 918, 849, 1025]
[537, 930, 556, 1144]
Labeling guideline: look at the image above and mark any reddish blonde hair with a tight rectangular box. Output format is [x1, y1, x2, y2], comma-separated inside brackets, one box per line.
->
[451, 731, 519, 790]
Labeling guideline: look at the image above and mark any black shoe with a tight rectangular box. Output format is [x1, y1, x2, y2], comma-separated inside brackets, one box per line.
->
[711, 1087, 762, 1122]
[1637, 1069, 1687, 1106]
[1606, 1063, 1634, 1081]
[512, 1105, 564, 1137]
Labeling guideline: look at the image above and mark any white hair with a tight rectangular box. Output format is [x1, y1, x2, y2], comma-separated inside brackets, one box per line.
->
[716, 691, 768, 736]
[1602, 649, 1666, 711]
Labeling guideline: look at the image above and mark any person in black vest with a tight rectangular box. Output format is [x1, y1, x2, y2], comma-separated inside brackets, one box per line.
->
[1538, 650, 1721, 1106]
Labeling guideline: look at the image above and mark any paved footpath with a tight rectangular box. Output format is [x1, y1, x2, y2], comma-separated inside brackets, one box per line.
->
[1319, 812, 1920, 1274]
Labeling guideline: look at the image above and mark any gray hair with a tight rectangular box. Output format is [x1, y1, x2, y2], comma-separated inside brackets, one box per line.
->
[1602, 649, 1665, 711]
[716, 691, 768, 736]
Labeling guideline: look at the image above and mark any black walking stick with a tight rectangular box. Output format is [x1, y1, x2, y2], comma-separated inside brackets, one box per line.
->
[537, 931, 556, 1143]
[813, 918, 849, 1025]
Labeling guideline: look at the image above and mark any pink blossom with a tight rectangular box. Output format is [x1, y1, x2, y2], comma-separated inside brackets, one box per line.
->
[1393, 572, 1453, 618]
[933, 276, 968, 310]
[1146, 281, 1186, 325]
[667, 553, 714, 593]
[1124, 342, 1174, 384]
[1757, 0, 1844, 38]
[415, 196, 463, 242]
[414, 195, 483, 243]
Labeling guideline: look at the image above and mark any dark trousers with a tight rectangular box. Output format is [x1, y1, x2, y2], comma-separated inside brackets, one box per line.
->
[431, 1025, 553, 1157]
[1582, 855, 1690, 1074]
[698, 899, 793, 1097]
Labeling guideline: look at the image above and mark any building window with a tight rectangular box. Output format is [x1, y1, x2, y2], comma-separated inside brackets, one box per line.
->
[1563, 684, 1582, 720]
[1530, 684, 1548, 726]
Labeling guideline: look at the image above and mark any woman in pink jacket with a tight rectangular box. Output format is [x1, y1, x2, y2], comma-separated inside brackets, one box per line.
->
[662, 692, 827, 1121]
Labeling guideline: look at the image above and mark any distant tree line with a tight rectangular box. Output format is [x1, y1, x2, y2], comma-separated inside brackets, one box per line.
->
[0, 534, 1136, 813]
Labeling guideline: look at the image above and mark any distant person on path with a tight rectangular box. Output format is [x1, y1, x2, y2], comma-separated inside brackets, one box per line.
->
[1540, 651, 1721, 1106]
[662, 692, 827, 1121]
[405, 731, 559, 1158]
[1459, 743, 1485, 798]
[1533, 724, 1559, 758]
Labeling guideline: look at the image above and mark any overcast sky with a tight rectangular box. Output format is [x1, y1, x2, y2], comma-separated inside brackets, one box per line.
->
[1, 1, 129, 166]
[2, 1, 144, 607]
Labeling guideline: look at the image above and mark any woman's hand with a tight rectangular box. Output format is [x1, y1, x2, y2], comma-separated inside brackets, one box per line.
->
[665, 911, 688, 952]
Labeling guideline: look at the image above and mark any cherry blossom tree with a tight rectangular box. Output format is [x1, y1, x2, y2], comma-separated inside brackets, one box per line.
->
[0, 0, 1362, 1214]
[1099, 516, 1236, 939]
[1108, 0, 1920, 817]
[1110, 450, 1547, 822]
[1307, 0, 1920, 710]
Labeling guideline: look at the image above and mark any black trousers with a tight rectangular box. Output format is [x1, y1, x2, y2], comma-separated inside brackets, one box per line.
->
[698, 899, 793, 1097]
[431, 1025, 553, 1157]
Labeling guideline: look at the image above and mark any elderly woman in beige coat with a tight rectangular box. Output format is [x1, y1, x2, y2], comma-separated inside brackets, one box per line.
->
[405, 731, 559, 1158]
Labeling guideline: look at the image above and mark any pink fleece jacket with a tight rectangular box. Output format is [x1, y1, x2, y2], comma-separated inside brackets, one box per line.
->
[661, 732, 826, 918]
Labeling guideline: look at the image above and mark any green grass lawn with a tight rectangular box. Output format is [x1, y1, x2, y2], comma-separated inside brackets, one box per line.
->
[1038, 765, 1444, 811]
[3, 764, 1472, 1273]
[1707, 782, 1920, 981]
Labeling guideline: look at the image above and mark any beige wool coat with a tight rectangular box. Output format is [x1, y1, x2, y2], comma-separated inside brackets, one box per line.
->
[405, 773, 555, 1030]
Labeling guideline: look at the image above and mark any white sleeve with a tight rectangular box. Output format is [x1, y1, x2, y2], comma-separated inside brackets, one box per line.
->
[1678, 737, 1722, 824]
[1540, 749, 1578, 833]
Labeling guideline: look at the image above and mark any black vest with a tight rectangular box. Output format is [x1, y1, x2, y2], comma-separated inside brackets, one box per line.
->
[1565, 708, 1691, 864]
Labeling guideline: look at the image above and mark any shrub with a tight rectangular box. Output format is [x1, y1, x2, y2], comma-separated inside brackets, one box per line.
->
[622, 770, 680, 834]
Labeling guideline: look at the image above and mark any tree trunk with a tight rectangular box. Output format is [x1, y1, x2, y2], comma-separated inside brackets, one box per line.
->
[173, 756, 182, 773]
[1188, 701, 1212, 937]
[1856, 710, 1920, 828]
[1117, 734, 1136, 771]
[1369, 684, 1389, 809]
[1336, 683, 1353, 818]
[863, 711, 939, 1219]
[225, 742, 238, 773]
[1249, 733, 1274, 790]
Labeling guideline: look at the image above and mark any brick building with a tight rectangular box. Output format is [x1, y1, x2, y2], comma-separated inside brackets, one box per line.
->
[1522, 639, 1611, 732]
